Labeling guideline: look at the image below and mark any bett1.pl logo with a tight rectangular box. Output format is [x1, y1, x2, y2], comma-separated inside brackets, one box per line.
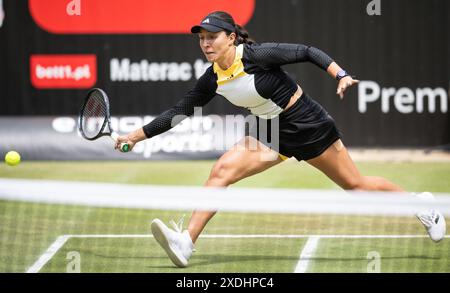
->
[30, 54, 97, 89]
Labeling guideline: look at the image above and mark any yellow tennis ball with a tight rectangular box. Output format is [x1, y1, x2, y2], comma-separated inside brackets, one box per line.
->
[5, 151, 21, 166]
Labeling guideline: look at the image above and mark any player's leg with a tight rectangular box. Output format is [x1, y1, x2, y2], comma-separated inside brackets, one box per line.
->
[306, 139, 445, 242]
[188, 136, 284, 242]
[151, 136, 283, 267]
[306, 139, 403, 191]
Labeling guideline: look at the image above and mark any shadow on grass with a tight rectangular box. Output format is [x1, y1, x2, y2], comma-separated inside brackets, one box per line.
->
[55, 247, 444, 271]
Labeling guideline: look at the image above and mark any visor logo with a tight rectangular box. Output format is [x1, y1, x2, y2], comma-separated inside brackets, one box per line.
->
[202, 18, 210, 23]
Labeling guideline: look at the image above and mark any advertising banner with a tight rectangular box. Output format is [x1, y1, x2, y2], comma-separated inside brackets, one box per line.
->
[0, 0, 448, 156]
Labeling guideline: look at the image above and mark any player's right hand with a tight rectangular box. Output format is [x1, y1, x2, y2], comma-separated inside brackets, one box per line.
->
[115, 134, 135, 152]
[115, 128, 147, 152]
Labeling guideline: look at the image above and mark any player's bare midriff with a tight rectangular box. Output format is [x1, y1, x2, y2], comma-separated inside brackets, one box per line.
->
[283, 84, 303, 112]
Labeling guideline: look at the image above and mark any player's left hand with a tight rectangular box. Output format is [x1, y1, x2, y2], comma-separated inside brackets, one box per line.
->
[337, 76, 359, 99]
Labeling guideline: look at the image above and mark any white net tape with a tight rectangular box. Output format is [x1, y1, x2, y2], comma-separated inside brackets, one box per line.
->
[1, 178, 449, 216]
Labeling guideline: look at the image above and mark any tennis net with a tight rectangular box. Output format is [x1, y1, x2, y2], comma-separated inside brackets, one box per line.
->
[0, 178, 449, 273]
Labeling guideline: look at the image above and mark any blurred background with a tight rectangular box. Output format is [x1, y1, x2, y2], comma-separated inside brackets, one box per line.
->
[0, 0, 448, 160]
[0, 0, 449, 274]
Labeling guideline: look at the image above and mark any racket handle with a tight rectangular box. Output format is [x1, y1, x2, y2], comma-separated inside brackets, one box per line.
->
[110, 132, 130, 152]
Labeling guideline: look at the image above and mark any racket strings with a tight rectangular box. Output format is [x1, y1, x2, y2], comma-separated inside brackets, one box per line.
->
[81, 91, 108, 139]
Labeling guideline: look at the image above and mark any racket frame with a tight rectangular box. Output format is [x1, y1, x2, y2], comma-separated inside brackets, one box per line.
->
[78, 88, 130, 152]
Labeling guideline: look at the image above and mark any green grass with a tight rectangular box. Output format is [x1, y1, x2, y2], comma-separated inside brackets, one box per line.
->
[0, 160, 449, 272]
[43, 237, 309, 273]
[312, 238, 450, 273]
[1, 160, 450, 191]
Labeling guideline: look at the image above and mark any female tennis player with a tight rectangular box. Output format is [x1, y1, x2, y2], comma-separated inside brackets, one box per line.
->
[115, 11, 446, 267]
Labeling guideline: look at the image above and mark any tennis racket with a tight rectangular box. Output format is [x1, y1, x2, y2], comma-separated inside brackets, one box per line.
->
[78, 88, 130, 152]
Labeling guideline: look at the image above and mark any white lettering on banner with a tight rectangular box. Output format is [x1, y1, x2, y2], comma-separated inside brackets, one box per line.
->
[0, 0, 5, 27]
[52, 117, 76, 133]
[52, 115, 244, 158]
[194, 59, 211, 79]
[110, 58, 210, 82]
[133, 133, 214, 158]
[35, 64, 91, 81]
[66, 0, 81, 16]
[366, 0, 381, 16]
[358, 81, 449, 114]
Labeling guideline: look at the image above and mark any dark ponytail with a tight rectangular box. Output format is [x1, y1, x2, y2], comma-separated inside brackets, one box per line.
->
[234, 24, 255, 45]
[208, 11, 255, 45]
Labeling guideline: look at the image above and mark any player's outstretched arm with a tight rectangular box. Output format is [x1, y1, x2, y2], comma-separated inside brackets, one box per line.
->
[247, 43, 359, 98]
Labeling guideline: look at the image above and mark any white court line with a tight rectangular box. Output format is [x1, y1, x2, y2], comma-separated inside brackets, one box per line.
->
[294, 236, 320, 273]
[26, 235, 71, 273]
[26, 234, 449, 273]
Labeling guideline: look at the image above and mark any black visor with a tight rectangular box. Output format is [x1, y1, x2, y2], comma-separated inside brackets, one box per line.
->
[191, 16, 235, 33]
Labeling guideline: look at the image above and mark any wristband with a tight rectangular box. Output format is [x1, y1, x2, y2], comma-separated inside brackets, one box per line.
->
[336, 69, 349, 81]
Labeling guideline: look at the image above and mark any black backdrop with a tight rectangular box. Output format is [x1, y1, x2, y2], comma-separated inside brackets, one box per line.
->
[0, 0, 449, 148]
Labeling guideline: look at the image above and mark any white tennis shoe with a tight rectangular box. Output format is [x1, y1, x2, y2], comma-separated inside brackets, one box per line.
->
[151, 218, 194, 268]
[415, 192, 446, 242]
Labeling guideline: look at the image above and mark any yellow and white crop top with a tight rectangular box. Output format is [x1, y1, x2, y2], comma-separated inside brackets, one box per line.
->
[143, 42, 334, 138]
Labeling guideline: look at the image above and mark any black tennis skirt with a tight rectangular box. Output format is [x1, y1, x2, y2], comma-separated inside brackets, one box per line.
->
[246, 92, 342, 161]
